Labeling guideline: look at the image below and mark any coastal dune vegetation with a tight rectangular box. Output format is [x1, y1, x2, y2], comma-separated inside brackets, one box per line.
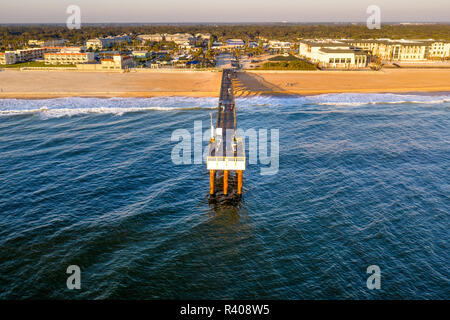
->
[259, 55, 317, 70]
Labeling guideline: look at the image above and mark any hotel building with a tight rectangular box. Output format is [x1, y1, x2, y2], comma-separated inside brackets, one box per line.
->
[44, 52, 95, 65]
[428, 41, 450, 59]
[0, 52, 17, 65]
[16, 48, 47, 62]
[76, 54, 135, 71]
[1, 48, 48, 64]
[1, 48, 46, 65]
[343, 40, 430, 62]
[299, 41, 368, 69]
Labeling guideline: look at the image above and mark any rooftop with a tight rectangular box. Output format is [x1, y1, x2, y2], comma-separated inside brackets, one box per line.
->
[319, 48, 357, 54]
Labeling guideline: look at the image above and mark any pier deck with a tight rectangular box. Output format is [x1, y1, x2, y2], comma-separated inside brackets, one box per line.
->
[207, 69, 245, 197]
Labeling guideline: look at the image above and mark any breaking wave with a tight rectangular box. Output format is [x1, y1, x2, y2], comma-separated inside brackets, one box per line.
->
[0, 97, 217, 118]
[236, 92, 450, 107]
[0, 93, 449, 118]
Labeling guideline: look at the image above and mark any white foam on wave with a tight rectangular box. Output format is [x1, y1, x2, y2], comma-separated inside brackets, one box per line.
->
[1, 93, 449, 118]
[0, 97, 217, 118]
[236, 92, 450, 107]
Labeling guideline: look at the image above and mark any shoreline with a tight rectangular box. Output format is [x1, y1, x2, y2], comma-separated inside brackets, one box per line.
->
[1, 88, 450, 100]
[0, 69, 450, 99]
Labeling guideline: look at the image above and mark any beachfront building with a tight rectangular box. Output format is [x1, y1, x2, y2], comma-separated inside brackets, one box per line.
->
[76, 54, 135, 71]
[0, 47, 47, 64]
[397, 42, 429, 61]
[318, 48, 368, 68]
[428, 41, 450, 59]
[299, 41, 368, 69]
[100, 55, 135, 70]
[343, 39, 432, 62]
[301, 39, 450, 64]
[44, 52, 95, 65]
[13, 48, 47, 62]
[0, 52, 17, 65]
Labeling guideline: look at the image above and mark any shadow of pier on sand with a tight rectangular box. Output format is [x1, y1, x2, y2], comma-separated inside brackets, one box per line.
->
[233, 72, 298, 97]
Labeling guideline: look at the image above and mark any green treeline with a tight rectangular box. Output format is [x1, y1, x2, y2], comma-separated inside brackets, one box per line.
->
[1, 24, 449, 50]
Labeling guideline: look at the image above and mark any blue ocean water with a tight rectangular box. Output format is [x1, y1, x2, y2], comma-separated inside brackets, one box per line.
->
[0, 93, 449, 299]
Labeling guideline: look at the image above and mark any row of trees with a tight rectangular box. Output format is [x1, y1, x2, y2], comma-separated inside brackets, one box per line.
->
[1, 24, 449, 51]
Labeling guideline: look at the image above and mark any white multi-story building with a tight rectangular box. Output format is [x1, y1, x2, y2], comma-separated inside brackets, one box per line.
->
[344, 40, 429, 62]
[428, 41, 450, 59]
[1, 47, 47, 64]
[343, 39, 450, 61]
[0, 52, 17, 65]
[301, 39, 450, 65]
[14, 48, 47, 62]
[44, 52, 95, 65]
[299, 41, 368, 68]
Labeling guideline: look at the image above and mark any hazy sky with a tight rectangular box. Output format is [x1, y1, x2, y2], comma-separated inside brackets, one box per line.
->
[0, 0, 449, 23]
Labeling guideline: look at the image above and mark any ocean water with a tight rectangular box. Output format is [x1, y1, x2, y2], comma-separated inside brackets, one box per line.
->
[0, 93, 449, 299]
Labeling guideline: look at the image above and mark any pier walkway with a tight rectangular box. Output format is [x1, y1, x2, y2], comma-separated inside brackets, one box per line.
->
[207, 69, 245, 197]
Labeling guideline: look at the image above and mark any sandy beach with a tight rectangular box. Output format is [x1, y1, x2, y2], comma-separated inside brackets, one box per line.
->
[0, 70, 222, 99]
[0, 69, 449, 99]
[235, 69, 450, 96]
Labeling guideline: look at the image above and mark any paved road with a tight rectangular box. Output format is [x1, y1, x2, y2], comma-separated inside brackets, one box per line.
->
[215, 53, 232, 69]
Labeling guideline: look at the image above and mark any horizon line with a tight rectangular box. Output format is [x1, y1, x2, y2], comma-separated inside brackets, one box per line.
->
[1, 21, 449, 25]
